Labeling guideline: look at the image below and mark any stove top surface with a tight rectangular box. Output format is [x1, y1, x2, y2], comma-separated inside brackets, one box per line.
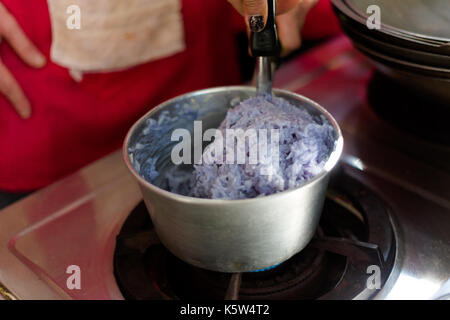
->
[0, 36, 449, 300]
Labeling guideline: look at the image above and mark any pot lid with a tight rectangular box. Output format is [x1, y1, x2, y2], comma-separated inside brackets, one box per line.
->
[345, 0, 450, 42]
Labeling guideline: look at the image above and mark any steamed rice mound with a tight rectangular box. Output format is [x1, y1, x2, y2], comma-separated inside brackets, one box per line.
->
[179, 96, 335, 199]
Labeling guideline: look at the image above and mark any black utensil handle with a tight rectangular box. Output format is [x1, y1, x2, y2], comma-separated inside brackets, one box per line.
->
[250, 0, 280, 57]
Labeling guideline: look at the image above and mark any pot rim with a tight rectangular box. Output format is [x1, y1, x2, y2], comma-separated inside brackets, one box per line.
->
[122, 86, 344, 205]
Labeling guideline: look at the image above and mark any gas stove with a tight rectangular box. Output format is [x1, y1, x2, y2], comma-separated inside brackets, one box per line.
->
[0, 36, 449, 300]
[113, 170, 395, 300]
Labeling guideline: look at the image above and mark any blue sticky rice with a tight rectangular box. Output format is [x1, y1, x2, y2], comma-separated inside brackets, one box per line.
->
[129, 96, 336, 200]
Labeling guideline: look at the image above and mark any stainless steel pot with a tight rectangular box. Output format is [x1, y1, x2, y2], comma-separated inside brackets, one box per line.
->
[123, 86, 343, 272]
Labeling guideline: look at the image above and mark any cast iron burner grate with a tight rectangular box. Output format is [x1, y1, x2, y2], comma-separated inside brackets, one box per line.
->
[114, 170, 396, 300]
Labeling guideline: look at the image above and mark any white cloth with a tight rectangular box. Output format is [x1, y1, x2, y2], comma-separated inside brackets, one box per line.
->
[47, 0, 185, 78]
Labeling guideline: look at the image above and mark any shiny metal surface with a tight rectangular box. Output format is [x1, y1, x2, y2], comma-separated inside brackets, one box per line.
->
[346, 0, 450, 42]
[123, 87, 343, 272]
[256, 57, 273, 95]
[0, 281, 17, 300]
[0, 36, 448, 299]
[0, 151, 137, 299]
[275, 37, 450, 299]
[353, 42, 450, 105]
[333, 0, 450, 53]
[333, 0, 450, 105]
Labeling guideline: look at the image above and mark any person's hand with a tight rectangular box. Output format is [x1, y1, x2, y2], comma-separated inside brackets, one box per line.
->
[0, 2, 46, 119]
[228, 0, 318, 56]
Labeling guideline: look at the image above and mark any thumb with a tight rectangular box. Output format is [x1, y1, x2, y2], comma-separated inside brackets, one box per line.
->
[244, 0, 268, 32]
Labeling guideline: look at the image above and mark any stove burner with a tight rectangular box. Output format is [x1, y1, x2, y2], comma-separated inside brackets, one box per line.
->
[114, 170, 396, 300]
[164, 233, 337, 300]
[249, 264, 281, 273]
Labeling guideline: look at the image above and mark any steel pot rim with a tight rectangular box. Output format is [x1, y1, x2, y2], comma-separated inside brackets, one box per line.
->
[123, 85, 344, 205]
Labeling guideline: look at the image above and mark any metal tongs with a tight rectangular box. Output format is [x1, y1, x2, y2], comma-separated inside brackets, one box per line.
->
[250, 0, 280, 97]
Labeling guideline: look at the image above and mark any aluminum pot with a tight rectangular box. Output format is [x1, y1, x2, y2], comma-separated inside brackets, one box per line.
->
[123, 86, 343, 272]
